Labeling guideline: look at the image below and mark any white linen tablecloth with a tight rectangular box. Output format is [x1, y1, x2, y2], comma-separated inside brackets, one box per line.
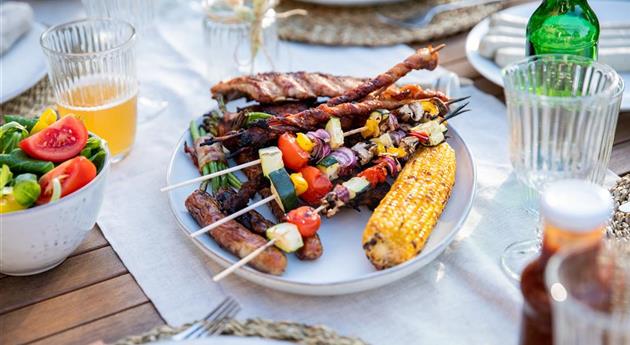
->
[73, 4, 619, 345]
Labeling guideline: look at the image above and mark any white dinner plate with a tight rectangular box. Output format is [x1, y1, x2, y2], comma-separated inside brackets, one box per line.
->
[294, 0, 403, 5]
[166, 117, 476, 295]
[465, 1, 630, 111]
[0, 22, 48, 104]
[157, 336, 293, 345]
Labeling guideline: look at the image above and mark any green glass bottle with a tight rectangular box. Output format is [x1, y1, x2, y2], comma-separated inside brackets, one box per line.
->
[526, 0, 600, 59]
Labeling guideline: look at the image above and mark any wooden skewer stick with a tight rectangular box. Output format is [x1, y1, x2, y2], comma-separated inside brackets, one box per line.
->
[161, 126, 367, 192]
[190, 195, 275, 238]
[160, 159, 261, 192]
[213, 239, 276, 282]
[212, 204, 327, 282]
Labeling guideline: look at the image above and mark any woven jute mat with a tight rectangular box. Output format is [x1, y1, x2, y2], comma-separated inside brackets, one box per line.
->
[611, 174, 630, 241]
[0, 78, 53, 120]
[277, 0, 503, 46]
[114, 318, 368, 345]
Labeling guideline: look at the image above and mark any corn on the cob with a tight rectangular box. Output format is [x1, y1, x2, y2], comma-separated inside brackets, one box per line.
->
[362, 143, 456, 270]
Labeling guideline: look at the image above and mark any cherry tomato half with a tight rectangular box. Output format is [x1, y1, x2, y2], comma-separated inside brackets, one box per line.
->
[286, 206, 321, 237]
[37, 156, 97, 205]
[299, 166, 332, 205]
[278, 133, 310, 171]
[20, 116, 88, 163]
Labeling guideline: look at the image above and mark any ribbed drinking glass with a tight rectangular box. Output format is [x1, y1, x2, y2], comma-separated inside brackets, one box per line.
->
[40, 18, 138, 163]
[82, 0, 167, 123]
[500, 54, 624, 280]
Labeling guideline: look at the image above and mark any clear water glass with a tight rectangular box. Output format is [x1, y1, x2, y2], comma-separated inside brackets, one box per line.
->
[82, 0, 167, 122]
[546, 241, 630, 345]
[40, 18, 138, 163]
[500, 55, 624, 280]
[203, 10, 278, 85]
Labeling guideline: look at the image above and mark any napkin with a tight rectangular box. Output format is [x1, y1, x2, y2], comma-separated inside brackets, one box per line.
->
[0, 2, 34, 55]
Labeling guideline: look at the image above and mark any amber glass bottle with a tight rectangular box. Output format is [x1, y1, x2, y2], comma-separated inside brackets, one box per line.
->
[519, 180, 612, 345]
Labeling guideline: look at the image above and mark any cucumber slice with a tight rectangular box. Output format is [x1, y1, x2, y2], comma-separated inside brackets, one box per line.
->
[269, 169, 298, 212]
[266, 223, 303, 253]
[259, 146, 284, 177]
[317, 155, 339, 181]
[325, 117, 344, 149]
[342, 177, 370, 199]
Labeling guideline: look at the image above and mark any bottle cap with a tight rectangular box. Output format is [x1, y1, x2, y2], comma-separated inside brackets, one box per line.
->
[540, 179, 613, 232]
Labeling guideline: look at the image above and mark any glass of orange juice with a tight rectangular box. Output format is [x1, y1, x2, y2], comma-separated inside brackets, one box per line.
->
[40, 19, 137, 163]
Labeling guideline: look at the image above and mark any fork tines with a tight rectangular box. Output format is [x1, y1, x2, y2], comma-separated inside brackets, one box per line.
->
[172, 296, 241, 340]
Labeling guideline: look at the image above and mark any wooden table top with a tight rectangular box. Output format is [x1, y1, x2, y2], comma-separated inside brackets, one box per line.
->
[2, 29, 630, 345]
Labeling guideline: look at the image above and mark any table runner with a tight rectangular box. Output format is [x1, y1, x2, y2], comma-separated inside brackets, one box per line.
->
[94, 6, 619, 345]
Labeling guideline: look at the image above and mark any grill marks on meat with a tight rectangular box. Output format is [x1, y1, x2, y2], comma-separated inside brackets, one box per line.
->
[215, 186, 274, 235]
[211, 72, 365, 103]
[327, 46, 440, 106]
[275, 99, 420, 131]
[185, 190, 287, 275]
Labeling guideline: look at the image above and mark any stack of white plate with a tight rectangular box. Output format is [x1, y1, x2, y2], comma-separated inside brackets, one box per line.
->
[466, 1, 630, 111]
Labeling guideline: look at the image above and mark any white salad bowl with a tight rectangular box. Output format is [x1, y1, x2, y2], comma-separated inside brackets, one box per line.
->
[0, 136, 110, 276]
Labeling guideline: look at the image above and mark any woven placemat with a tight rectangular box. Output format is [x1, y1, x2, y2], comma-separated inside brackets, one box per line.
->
[114, 318, 368, 345]
[0, 77, 54, 120]
[611, 174, 630, 241]
[277, 0, 503, 46]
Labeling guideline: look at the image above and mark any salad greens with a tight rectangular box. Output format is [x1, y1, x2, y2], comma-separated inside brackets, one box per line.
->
[80, 137, 107, 173]
[2, 115, 38, 131]
[12, 173, 41, 206]
[0, 121, 28, 154]
[0, 164, 41, 211]
[0, 149, 54, 175]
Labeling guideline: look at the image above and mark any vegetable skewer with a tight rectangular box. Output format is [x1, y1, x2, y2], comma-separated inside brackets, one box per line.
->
[211, 152, 414, 281]
[163, 114, 383, 192]
[197, 116, 451, 240]
[162, 98, 468, 192]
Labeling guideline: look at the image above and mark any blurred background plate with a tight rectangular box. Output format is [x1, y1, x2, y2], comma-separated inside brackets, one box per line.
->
[0, 22, 48, 104]
[465, 1, 630, 111]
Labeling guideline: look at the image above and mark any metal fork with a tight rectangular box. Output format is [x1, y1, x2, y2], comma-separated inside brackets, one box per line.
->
[377, 0, 503, 29]
[171, 296, 241, 340]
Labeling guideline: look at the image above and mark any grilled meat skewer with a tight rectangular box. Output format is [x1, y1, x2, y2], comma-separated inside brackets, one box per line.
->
[211, 72, 366, 103]
[327, 45, 443, 106]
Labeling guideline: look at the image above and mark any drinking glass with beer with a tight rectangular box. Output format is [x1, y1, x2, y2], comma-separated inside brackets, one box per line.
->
[40, 19, 137, 162]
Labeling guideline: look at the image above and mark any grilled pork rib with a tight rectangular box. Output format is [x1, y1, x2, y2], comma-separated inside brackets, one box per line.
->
[211, 72, 365, 103]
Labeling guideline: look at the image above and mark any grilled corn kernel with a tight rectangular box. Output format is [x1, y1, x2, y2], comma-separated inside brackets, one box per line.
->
[362, 143, 456, 270]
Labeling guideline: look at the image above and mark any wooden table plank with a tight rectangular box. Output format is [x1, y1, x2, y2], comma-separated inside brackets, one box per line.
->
[614, 113, 630, 145]
[29, 303, 164, 345]
[72, 226, 109, 257]
[0, 274, 148, 345]
[609, 140, 630, 176]
[0, 246, 127, 314]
